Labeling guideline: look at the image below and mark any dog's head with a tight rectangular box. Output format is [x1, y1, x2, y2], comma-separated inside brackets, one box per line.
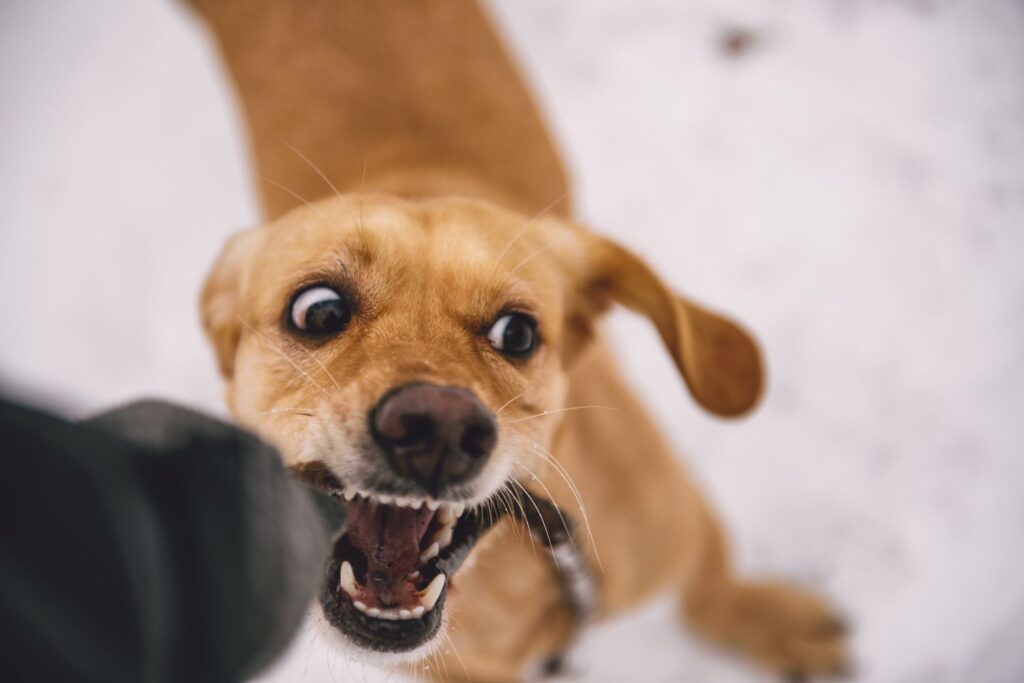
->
[200, 193, 761, 656]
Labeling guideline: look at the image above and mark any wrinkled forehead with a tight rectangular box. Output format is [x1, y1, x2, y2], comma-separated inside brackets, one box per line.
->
[246, 195, 565, 319]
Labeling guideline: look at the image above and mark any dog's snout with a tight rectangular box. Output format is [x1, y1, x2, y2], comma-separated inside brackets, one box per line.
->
[371, 383, 497, 494]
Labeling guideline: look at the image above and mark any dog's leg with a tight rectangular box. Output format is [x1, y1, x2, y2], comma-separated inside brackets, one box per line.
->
[681, 502, 849, 680]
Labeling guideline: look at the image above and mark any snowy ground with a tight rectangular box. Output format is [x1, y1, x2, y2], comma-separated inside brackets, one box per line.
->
[2, 1, 1023, 681]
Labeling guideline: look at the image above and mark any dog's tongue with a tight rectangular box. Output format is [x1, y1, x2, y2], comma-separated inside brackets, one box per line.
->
[346, 498, 435, 604]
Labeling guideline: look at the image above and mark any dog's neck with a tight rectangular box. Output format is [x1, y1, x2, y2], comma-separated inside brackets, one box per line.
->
[191, 0, 572, 220]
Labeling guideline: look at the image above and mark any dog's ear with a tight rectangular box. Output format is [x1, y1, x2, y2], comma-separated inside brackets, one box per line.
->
[565, 232, 763, 417]
[200, 228, 264, 378]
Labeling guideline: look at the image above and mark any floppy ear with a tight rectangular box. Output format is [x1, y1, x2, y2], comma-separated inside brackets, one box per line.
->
[200, 228, 264, 379]
[569, 234, 764, 417]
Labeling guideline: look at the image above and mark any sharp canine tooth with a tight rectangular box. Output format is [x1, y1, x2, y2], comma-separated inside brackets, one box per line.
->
[438, 506, 456, 525]
[453, 502, 466, 517]
[426, 500, 440, 511]
[420, 574, 446, 610]
[420, 542, 439, 562]
[343, 488, 357, 501]
[436, 526, 453, 549]
[354, 601, 367, 613]
[412, 605, 425, 618]
[339, 561, 359, 597]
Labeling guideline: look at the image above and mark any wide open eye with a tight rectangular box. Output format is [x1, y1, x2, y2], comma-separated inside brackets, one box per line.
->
[290, 286, 351, 336]
[487, 313, 538, 358]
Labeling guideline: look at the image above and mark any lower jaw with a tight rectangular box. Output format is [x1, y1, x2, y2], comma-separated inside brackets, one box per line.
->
[319, 558, 449, 653]
[318, 501, 502, 653]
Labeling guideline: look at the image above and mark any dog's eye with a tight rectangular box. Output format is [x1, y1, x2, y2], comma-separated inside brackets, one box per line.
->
[290, 286, 351, 335]
[487, 313, 538, 358]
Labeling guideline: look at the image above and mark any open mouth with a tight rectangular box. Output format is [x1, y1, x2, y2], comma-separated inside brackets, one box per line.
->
[295, 464, 501, 652]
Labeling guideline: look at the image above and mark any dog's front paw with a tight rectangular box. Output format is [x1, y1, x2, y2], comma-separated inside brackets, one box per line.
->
[702, 581, 850, 680]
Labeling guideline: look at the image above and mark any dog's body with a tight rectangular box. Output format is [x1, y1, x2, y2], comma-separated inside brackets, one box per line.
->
[190, 1, 847, 680]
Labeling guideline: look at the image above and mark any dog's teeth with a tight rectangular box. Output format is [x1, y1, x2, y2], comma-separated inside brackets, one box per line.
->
[367, 607, 381, 618]
[435, 525, 454, 549]
[420, 573, 446, 610]
[408, 570, 420, 579]
[433, 501, 466, 523]
[343, 488, 357, 502]
[411, 605, 425, 619]
[438, 506, 456, 525]
[339, 561, 360, 597]
[399, 608, 412, 619]
[426, 500, 441, 511]
[353, 600, 368, 613]
[409, 498, 424, 509]
[377, 494, 393, 505]
[420, 542, 440, 562]
[440, 505, 460, 528]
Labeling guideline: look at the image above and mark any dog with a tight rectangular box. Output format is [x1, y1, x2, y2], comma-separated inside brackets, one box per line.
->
[188, 0, 848, 679]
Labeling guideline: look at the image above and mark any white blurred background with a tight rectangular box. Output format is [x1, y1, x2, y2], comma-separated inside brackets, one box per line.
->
[2, 0, 1023, 681]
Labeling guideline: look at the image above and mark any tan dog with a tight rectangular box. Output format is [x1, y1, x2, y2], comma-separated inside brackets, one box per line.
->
[189, 0, 847, 680]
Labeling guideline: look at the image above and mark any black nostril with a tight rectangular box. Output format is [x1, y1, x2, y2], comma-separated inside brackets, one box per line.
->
[370, 383, 498, 494]
[393, 414, 435, 450]
[460, 421, 497, 460]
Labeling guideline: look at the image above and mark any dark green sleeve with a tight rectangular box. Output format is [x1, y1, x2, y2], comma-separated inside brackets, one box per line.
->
[0, 398, 344, 683]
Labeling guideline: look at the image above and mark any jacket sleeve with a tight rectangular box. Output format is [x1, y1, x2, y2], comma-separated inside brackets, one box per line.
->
[0, 397, 344, 683]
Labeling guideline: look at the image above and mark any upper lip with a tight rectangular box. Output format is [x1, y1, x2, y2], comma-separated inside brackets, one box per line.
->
[339, 486, 467, 514]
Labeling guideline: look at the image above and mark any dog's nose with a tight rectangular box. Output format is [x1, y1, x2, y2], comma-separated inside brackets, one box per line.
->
[370, 383, 497, 494]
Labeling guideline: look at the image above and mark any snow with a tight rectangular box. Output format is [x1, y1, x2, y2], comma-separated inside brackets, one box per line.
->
[2, 0, 1022, 681]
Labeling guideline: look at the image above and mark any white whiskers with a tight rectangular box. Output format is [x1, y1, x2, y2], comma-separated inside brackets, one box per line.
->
[259, 175, 339, 227]
[282, 139, 344, 198]
[281, 335, 343, 391]
[507, 477, 559, 568]
[234, 314, 335, 404]
[505, 404, 623, 425]
[527, 441, 605, 572]
[495, 391, 524, 414]
[492, 191, 568, 271]
[258, 407, 318, 417]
